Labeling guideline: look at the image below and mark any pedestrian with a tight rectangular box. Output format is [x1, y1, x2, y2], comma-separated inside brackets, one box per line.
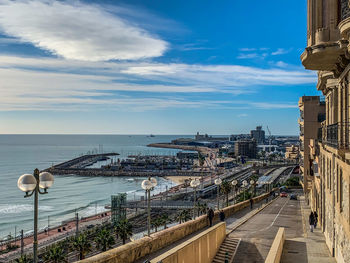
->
[250, 198, 253, 210]
[219, 210, 225, 222]
[207, 207, 214, 227]
[309, 211, 315, 232]
[313, 211, 318, 228]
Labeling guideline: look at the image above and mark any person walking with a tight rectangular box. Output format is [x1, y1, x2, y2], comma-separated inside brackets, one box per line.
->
[207, 207, 214, 227]
[309, 211, 315, 232]
[219, 210, 225, 222]
[313, 211, 318, 228]
[250, 198, 253, 210]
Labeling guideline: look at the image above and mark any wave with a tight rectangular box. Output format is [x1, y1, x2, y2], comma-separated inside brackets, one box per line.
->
[0, 204, 54, 214]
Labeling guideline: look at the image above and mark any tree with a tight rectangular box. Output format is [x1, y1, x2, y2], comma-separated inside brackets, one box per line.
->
[115, 219, 133, 245]
[176, 210, 192, 224]
[161, 214, 170, 229]
[72, 233, 91, 260]
[196, 202, 208, 216]
[15, 255, 32, 263]
[151, 217, 163, 232]
[221, 180, 232, 207]
[95, 228, 115, 252]
[44, 244, 66, 263]
[250, 175, 259, 197]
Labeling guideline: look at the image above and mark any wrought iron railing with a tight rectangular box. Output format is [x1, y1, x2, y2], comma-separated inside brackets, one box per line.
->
[326, 123, 338, 147]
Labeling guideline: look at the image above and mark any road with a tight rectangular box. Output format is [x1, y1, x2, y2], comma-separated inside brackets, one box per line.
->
[230, 190, 303, 263]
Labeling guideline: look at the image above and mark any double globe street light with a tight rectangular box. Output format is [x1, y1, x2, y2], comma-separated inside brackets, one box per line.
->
[231, 180, 238, 204]
[190, 179, 201, 219]
[214, 178, 222, 210]
[242, 180, 248, 201]
[141, 177, 157, 236]
[17, 169, 54, 263]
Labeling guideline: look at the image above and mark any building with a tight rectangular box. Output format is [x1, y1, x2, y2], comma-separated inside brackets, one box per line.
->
[298, 96, 325, 193]
[234, 139, 257, 158]
[250, 126, 265, 144]
[284, 145, 299, 161]
[301, 1, 350, 261]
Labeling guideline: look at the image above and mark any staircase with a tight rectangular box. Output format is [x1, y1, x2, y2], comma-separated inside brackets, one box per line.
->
[212, 237, 240, 263]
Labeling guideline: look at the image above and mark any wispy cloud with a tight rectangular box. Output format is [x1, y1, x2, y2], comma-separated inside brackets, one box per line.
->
[0, 0, 167, 61]
[271, 48, 291, 56]
[237, 53, 258, 59]
[0, 54, 315, 111]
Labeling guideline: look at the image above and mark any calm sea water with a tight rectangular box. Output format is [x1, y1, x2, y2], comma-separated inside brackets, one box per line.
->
[0, 135, 190, 238]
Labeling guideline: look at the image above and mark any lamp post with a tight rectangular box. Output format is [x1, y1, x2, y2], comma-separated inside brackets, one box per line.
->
[214, 178, 222, 210]
[250, 179, 255, 197]
[17, 169, 54, 263]
[242, 180, 248, 201]
[190, 179, 200, 219]
[231, 180, 237, 204]
[141, 177, 157, 236]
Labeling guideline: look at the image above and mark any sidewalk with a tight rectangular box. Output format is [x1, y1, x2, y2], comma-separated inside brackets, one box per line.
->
[281, 196, 335, 263]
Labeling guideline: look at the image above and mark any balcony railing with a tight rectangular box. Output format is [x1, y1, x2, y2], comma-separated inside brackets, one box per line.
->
[319, 122, 350, 149]
[326, 123, 338, 147]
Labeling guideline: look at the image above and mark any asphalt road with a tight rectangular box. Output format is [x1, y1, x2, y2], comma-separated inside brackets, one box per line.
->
[230, 190, 303, 263]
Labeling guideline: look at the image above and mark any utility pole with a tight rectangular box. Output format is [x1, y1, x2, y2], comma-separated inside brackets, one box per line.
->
[75, 212, 79, 237]
[20, 230, 24, 256]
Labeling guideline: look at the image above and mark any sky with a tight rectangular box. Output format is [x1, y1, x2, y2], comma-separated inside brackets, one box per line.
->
[0, 0, 319, 135]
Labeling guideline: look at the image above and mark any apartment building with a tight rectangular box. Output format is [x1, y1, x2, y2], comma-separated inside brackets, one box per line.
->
[301, 1, 350, 262]
[298, 96, 325, 193]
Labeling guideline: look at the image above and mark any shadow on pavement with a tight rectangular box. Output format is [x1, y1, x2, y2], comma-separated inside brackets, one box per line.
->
[281, 239, 308, 263]
[232, 240, 264, 263]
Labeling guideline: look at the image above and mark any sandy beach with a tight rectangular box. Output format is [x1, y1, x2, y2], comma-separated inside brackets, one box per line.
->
[165, 175, 201, 184]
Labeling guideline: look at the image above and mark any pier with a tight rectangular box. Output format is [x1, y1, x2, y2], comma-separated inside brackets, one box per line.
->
[44, 153, 211, 177]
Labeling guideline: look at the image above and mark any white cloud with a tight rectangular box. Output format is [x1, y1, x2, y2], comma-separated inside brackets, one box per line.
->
[0, 0, 167, 61]
[237, 53, 258, 59]
[271, 48, 290, 56]
[0, 55, 316, 111]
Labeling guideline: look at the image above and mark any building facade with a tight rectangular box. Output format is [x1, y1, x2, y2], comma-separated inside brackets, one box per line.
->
[301, 1, 350, 262]
[285, 145, 299, 161]
[250, 126, 265, 144]
[234, 139, 257, 159]
[298, 96, 325, 192]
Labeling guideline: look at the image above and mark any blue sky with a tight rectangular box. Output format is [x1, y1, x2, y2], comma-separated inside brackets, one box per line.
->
[0, 0, 318, 135]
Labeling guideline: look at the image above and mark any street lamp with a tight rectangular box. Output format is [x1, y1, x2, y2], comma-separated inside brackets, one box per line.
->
[141, 177, 157, 236]
[214, 178, 222, 210]
[250, 179, 255, 196]
[242, 180, 248, 201]
[17, 169, 54, 263]
[231, 180, 237, 204]
[190, 179, 201, 219]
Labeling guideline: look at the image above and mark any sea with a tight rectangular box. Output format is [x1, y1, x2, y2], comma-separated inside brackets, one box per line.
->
[0, 134, 191, 239]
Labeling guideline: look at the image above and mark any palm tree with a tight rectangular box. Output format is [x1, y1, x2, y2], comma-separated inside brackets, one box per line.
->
[72, 233, 92, 260]
[221, 180, 232, 207]
[115, 219, 133, 244]
[176, 210, 192, 224]
[151, 217, 163, 232]
[44, 244, 66, 263]
[15, 255, 32, 263]
[161, 214, 170, 229]
[95, 228, 115, 252]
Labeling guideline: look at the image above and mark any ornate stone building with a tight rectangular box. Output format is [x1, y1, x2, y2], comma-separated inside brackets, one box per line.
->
[301, 1, 350, 262]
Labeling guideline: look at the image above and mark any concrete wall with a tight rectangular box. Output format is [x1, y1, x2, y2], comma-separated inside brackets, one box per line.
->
[77, 192, 271, 263]
[150, 222, 226, 263]
[265, 227, 285, 263]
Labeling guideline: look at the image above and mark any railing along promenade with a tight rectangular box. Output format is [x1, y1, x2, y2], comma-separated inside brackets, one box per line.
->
[78, 191, 274, 263]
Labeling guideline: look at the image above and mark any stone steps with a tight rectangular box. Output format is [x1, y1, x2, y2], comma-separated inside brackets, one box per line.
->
[212, 237, 240, 263]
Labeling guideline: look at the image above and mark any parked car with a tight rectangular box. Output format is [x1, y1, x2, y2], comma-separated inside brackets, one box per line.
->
[280, 192, 288, 197]
[290, 194, 297, 200]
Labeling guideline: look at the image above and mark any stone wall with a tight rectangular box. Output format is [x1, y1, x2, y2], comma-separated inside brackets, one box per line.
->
[150, 222, 226, 263]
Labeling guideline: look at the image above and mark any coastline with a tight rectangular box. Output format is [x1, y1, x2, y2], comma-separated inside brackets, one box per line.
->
[165, 175, 201, 185]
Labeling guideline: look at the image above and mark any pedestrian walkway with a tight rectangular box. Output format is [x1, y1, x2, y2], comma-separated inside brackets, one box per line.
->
[280, 196, 335, 263]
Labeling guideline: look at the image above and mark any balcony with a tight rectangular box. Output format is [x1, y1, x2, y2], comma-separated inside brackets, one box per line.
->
[301, 40, 348, 71]
[319, 122, 350, 150]
[325, 123, 338, 147]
